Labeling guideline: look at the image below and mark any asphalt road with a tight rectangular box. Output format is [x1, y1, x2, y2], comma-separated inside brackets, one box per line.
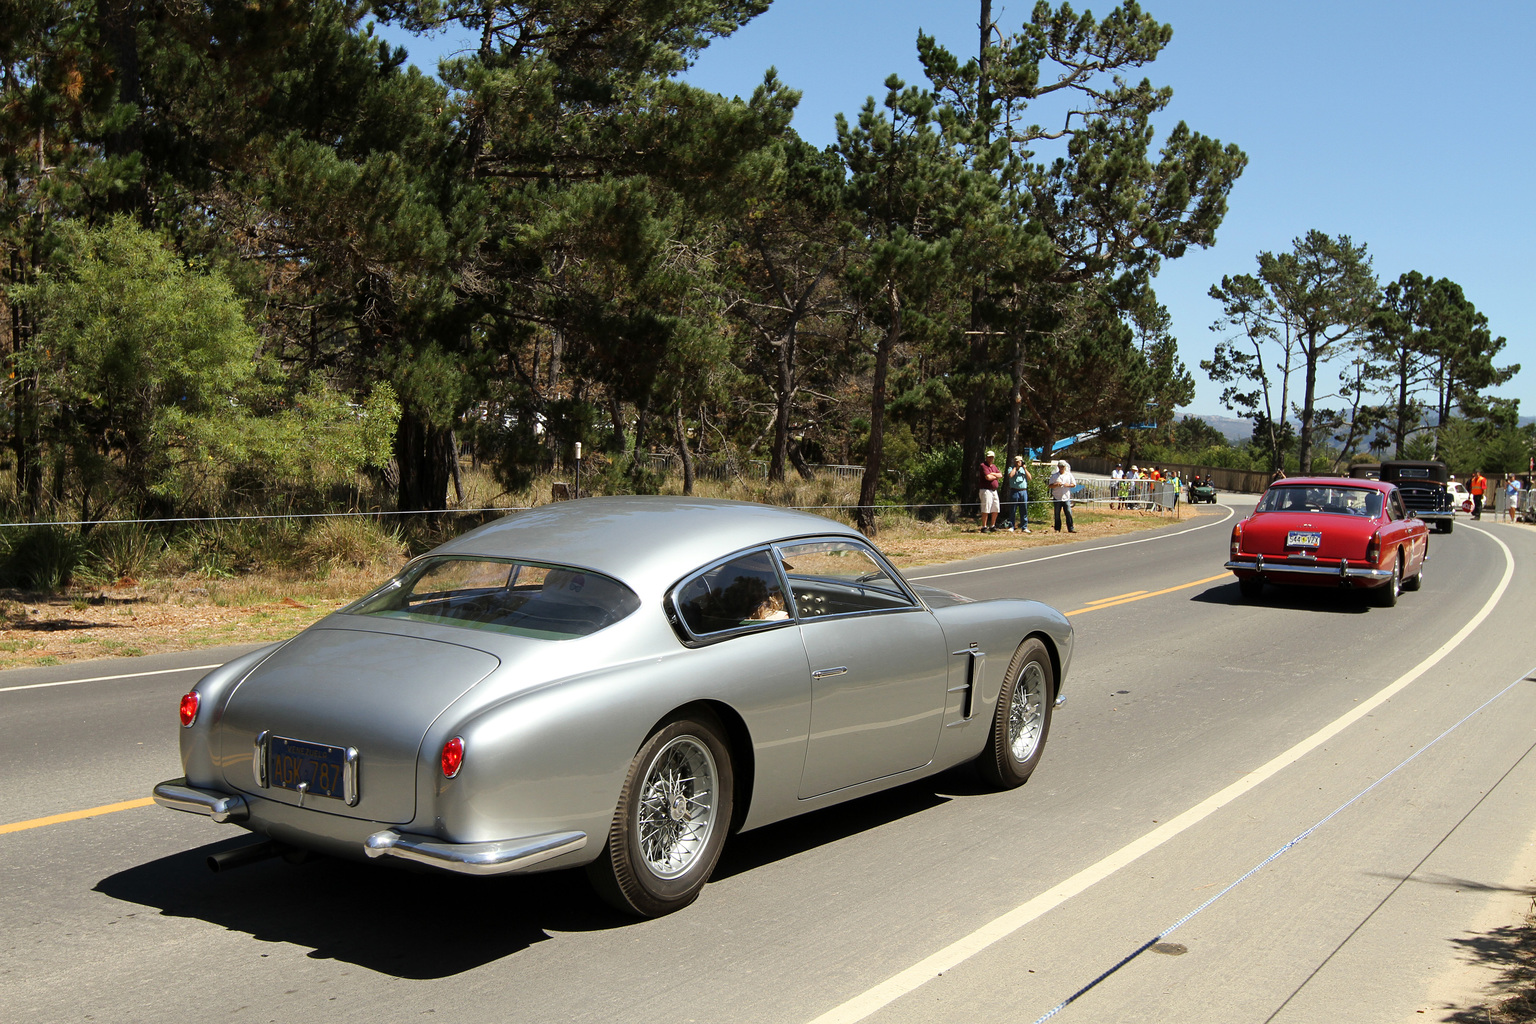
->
[4, 503, 1534, 1024]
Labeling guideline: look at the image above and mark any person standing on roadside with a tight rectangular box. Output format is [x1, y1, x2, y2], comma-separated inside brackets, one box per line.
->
[978, 450, 1003, 533]
[1504, 473, 1522, 522]
[1049, 459, 1077, 533]
[1470, 469, 1487, 520]
[1004, 455, 1032, 532]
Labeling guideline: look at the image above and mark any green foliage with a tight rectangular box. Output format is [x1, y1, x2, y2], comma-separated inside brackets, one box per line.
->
[84, 524, 159, 583]
[0, 528, 86, 592]
[903, 443, 965, 521]
[1204, 230, 1379, 471]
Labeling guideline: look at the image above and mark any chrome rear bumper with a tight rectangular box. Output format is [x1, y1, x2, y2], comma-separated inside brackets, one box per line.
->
[364, 829, 588, 876]
[1225, 556, 1394, 582]
[153, 778, 250, 823]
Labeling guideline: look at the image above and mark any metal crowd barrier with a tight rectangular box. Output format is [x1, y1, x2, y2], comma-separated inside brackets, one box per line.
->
[1068, 479, 1181, 511]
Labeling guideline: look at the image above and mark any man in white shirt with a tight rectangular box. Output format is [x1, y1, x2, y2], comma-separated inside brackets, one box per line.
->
[1048, 460, 1077, 533]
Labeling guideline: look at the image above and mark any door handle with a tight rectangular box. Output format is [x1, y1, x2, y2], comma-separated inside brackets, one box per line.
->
[811, 666, 848, 680]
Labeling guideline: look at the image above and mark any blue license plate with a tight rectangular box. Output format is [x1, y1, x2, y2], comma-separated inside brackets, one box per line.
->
[1286, 531, 1322, 548]
[269, 736, 348, 800]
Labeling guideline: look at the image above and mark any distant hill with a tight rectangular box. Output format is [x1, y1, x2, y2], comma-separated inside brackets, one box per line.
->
[1189, 413, 1534, 443]
[1190, 413, 1252, 443]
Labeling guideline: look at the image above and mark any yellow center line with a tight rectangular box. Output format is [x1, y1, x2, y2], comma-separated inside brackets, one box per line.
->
[1066, 573, 1231, 616]
[1084, 590, 1148, 605]
[0, 796, 155, 836]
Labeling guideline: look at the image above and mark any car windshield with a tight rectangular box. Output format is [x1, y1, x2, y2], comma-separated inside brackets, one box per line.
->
[345, 557, 640, 640]
[1256, 485, 1383, 518]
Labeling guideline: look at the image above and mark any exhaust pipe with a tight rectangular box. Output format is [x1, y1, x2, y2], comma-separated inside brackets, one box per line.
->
[207, 840, 286, 873]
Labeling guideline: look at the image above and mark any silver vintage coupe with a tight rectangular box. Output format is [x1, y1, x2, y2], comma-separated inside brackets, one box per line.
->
[154, 497, 1073, 916]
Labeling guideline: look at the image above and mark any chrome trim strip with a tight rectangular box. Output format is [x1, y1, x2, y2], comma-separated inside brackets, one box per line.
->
[363, 829, 588, 876]
[811, 666, 848, 680]
[1224, 560, 1395, 581]
[343, 747, 360, 806]
[152, 778, 250, 823]
[252, 730, 268, 788]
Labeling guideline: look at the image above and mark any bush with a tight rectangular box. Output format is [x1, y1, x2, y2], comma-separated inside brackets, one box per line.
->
[84, 524, 159, 582]
[903, 444, 964, 521]
[299, 516, 406, 573]
[0, 526, 86, 591]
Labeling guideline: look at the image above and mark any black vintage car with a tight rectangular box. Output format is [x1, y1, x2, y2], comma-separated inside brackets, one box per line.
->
[1380, 460, 1455, 533]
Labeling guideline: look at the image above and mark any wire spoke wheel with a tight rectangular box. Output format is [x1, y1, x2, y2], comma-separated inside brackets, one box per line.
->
[1008, 660, 1047, 764]
[588, 712, 734, 917]
[635, 737, 718, 879]
[978, 638, 1055, 790]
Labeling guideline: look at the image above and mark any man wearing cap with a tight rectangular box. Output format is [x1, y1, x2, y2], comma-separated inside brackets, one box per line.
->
[978, 450, 1002, 532]
[1004, 455, 1032, 532]
[1048, 459, 1077, 533]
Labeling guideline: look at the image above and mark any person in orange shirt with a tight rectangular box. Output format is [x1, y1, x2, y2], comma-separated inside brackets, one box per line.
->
[1469, 469, 1487, 520]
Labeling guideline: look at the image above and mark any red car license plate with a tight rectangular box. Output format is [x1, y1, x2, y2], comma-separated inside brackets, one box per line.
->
[269, 736, 348, 799]
[1286, 530, 1321, 548]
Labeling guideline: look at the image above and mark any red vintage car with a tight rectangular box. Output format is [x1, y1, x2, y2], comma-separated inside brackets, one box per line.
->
[1225, 477, 1429, 606]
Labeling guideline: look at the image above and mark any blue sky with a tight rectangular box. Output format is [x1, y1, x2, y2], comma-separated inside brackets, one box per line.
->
[375, 0, 1534, 420]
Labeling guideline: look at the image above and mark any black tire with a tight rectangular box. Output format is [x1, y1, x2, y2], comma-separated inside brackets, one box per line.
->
[1238, 576, 1264, 600]
[1402, 542, 1425, 592]
[1439, 520, 1454, 534]
[1372, 554, 1402, 608]
[977, 638, 1054, 789]
[587, 712, 734, 918]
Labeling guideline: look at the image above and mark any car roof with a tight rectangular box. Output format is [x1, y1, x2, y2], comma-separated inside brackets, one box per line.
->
[431, 496, 864, 596]
[1266, 477, 1394, 492]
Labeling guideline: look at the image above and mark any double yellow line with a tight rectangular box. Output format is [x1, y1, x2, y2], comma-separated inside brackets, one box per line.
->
[1066, 573, 1230, 616]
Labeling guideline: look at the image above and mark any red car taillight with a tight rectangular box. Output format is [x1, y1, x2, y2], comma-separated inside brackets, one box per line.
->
[1230, 522, 1244, 557]
[1366, 531, 1381, 564]
[441, 737, 465, 778]
[179, 691, 200, 727]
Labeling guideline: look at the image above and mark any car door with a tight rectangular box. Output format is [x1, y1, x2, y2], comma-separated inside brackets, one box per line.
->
[777, 538, 948, 799]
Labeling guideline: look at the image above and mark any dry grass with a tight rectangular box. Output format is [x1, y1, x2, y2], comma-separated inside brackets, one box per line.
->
[0, 480, 1213, 671]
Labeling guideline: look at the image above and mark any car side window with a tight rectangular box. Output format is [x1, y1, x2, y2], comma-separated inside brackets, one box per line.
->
[1390, 491, 1407, 520]
[672, 549, 789, 637]
[776, 539, 915, 620]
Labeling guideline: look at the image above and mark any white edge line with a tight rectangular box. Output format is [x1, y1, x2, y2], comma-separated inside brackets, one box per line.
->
[807, 522, 1516, 1024]
[908, 504, 1237, 581]
[0, 663, 223, 695]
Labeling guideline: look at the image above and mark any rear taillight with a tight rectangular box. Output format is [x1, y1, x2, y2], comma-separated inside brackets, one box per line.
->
[1366, 532, 1381, 564]
[179, 691, 200, 727]
[1230, 522, 1244, 557]
[441, 737, 465, 778]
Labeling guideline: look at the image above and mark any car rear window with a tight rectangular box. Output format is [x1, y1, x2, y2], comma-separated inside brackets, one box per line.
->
[1256, 485, 1383, 518]
[345, 557, 640, 640]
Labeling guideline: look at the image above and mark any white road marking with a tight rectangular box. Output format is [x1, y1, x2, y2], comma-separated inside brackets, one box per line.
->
[0, 663, 223, 695]
[807, 523, 1515, 1024]
[908, 504, 1237, 581]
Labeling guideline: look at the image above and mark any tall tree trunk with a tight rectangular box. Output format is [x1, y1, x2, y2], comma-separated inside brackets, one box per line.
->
[1297, 336, 1320, 473]
[449, 429, 465, 504]
[96, 0, 146, 216]
[857, 289, 899, 536]
[675, 406, 694, 495]
[769, 320, 798, 482]
[1006, 335, 1026, 459]
[395, 408, 453, 513]
[608, 394, 626, 455]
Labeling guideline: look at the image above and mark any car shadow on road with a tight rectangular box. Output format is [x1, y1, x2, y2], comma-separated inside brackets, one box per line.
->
[711, 776, 954, 881]
[94, 777, 960, 978]
[1191, 579, 1373, 614]
[93, 835, 616, 979]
